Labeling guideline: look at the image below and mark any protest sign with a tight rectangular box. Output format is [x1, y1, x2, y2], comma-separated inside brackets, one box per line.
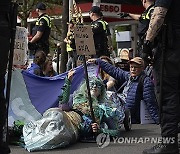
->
[13, 26, 28, 65]
[74, 24, 96, 55]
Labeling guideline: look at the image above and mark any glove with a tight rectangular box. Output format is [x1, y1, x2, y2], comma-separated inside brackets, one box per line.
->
[118, 12, 129, 18]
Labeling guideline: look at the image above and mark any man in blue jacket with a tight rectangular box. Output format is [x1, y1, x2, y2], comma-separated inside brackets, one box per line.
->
[88, 57, 159, 124]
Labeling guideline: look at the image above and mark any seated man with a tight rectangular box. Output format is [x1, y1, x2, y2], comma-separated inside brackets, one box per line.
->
[88, 57, 159, 124]
[23, 70, 124, 152]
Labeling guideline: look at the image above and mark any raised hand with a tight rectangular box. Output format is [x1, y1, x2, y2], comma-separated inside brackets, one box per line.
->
[67, 69, 75, 81]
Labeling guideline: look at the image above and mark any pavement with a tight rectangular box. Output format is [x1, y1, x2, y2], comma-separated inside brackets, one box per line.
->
[10, 124, 161, 154]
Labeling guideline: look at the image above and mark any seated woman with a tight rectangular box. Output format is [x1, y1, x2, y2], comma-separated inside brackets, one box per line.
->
[43, 58, 58, 77]
[23, 70, 124, 152]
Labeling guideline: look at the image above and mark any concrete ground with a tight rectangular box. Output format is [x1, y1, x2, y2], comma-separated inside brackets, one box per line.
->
[10, 124, 162, 154]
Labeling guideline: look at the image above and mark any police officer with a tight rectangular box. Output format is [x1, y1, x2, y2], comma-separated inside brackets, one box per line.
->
[100, 12, 114, 57]
[89, 6, 109, 58]
[29, 2, 51, 55]
[143, 0, 180, 153]
[119, 0, 155, 57]
[0, 0, 11, 153]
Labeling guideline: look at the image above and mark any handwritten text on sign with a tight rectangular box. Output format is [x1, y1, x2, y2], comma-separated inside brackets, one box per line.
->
[74, 25, 96, 55]
[13, 26, 28, 65]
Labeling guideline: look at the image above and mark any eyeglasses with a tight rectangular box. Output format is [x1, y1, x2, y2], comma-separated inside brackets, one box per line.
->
[130, 65, 142, 69]
[89, 81, 102, 88]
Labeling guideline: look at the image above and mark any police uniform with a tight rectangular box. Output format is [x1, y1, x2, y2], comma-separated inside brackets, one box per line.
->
[138, 4, 154, 39]
[143, 0, 180, 153]
[0, 0, 11, 153]
[91, 18, 109, 57]
[32, 13, 51, 55]
[137, 4, 154, 57]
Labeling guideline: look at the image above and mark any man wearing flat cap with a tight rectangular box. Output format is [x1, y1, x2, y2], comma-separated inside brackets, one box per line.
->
[29, 2, 51, 55]
[89, 6, 110, 57]
[88, 57, 159, 124]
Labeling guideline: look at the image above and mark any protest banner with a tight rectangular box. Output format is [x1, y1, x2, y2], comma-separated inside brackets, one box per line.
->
[13, 26, 28, 65]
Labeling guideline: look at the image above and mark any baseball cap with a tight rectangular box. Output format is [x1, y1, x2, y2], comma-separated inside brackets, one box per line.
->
[36, 2, 46, 10]
[128, 57, 144, 67]
[89, 6, 101, 14]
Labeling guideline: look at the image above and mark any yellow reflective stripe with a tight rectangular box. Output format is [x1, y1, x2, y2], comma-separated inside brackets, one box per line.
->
[36, 15, 51, 28]
[104, 21, 108, 26]
[98, 20, 107, 31]
[146, 7, 154, 19]
[41, 16, 51, 27]
[141, 7, 154, 20]
[35, 20, 39, 25]
[66, 44, 73, 52]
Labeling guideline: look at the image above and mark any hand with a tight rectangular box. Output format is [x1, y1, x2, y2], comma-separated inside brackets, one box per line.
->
[87, 58, 97, 64]
[67, 69, 75, 81]
[91, 123, 99, 132]
[118, 12, 129, 18]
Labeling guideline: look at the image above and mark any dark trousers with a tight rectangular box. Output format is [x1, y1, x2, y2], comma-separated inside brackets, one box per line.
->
[159, 26, 180, 138]
[0, 13, 11, 153]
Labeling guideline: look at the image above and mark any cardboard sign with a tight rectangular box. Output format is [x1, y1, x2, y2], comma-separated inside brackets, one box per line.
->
[74, 24, 96, 56]
[13, 26, 28, 65]
[140, 100, 155, 124]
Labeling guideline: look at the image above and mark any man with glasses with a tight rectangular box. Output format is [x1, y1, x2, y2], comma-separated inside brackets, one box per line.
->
[88, 57, 159, 124]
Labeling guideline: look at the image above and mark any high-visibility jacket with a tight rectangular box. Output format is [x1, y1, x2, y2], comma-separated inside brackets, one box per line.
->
[138, 5, 154, 37]
[35, 14, 51, 28]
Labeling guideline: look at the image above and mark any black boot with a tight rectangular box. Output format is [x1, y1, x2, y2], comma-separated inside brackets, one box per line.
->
[143, 143, 179, 154]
